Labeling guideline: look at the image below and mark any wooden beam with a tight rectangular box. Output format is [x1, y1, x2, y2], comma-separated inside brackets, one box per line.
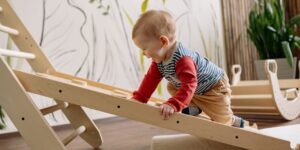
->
[0, 0, 53, 72]
[231, 95, 274, 106]
[0, 58, 66, 150]
[231, 106, 278, 113]
[0, 1, 104, 147]
[235, 80, 300, 89]
[14, 70, 300, 150]
[48, 70, 165, 104]
[231, 85, 273, 95]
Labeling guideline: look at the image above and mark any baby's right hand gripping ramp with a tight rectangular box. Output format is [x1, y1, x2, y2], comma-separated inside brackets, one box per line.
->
[0, 0, 299, 150]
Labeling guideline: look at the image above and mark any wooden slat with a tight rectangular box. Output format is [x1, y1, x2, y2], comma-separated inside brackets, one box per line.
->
[236, 80, 300, 89]
[47, 70, 165, 104]
[0, 58, 66, 150]
[232, 106, 278, 113]
[231, 95, 274, 107]
[14, 70, 300, 150]
[231, 85, 272, 95]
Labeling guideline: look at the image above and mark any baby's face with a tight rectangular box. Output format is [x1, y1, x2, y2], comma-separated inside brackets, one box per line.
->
[133, 36, 165, 63]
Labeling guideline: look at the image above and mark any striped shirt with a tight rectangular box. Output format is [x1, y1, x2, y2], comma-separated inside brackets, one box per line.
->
[157, 42, 224, 94]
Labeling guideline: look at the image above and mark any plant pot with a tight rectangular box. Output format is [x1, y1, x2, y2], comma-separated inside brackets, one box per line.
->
[254, 58, 297, 80]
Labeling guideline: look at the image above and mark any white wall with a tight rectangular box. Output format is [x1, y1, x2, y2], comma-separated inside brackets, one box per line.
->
[0, 0, 226, 134]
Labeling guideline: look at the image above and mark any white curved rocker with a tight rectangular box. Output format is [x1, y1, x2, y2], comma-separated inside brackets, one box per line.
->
[230, 60, 300, 120]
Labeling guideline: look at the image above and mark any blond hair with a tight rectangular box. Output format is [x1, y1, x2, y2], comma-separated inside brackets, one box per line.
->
[132, 10, 176, 42]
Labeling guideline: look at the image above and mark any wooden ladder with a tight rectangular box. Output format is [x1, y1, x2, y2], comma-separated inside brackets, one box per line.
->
[0, 1, 102, 149]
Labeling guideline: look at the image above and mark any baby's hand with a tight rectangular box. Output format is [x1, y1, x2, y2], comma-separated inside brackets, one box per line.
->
[160, 104, 175, 120]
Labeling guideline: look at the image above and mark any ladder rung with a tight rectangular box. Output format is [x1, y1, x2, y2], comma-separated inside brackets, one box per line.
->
[62, 125, 86, 145]
[0, 48, 36, 59]
[40, 102, 69, 115]
[0, 24, 19, 35]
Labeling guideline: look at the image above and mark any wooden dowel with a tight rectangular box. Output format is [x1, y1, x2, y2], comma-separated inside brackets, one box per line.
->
[40, 102, 69, 115]
[62, 125, 86, 146]
[0, 24, 19, 35]
[0, 48, 35, 59]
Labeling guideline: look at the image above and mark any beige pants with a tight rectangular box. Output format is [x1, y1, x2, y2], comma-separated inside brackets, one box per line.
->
[167, 73, 234, 126]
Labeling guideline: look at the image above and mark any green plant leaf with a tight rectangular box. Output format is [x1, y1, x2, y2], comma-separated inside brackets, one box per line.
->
[141, 0, 149, 13]
[0, 106, 6, 130]
[294, 36, 300, 44]
[282, 41, 294, 67]
[123, 10, 135, 26]
[157, 82, 162, 96]
[140, 49, 145, 72]
[288, 14, 300, 27]
[247, 0, 298, 61]
[267, 26, 277, 33]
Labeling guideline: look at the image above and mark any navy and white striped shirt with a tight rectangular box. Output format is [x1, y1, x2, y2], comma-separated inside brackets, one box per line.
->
[157, 42, 224, 94]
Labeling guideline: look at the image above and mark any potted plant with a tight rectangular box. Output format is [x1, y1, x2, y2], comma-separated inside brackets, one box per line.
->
[0, 106, 5, 129]
[247, 0, 300, 79]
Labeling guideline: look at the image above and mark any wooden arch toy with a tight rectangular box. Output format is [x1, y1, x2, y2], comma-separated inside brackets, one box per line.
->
[231, 60, 300, 120]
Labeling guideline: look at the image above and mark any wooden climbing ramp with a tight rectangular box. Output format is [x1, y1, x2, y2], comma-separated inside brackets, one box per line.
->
[0, 0, 299, 149]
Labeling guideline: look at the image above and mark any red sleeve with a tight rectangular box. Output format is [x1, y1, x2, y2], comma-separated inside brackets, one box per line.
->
[164, 56, 197, 112]
[132, 62, 163, 103]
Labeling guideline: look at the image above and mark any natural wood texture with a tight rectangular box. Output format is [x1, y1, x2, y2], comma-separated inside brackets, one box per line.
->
[47, 70, 165, 104]
[230, 60, 300, 121]
[151, 134, 244, 150]
[0, 0, 299, 149]
[0, 117, 178, 150]
[0, 0, 103, 148]
[0, 24, 18, 35]
[62, 126, 86, 146]
[0, 0, 53, 72]
[13, 70, 300, 150]
[0, 48, 35, 59]
[0, 58, 66, 150]
[221, 0, 258, 80]
[40, 102, 69, 115]
[266, 60, 300, 120]
[1, 116, 300, 150]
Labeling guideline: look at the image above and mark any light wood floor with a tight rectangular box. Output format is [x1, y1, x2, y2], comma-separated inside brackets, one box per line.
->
[0, 116, 299, 150]
[0, 117, 178, 150]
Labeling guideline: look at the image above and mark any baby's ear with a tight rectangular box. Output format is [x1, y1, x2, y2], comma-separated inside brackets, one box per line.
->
[159, 35, 170, 46]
